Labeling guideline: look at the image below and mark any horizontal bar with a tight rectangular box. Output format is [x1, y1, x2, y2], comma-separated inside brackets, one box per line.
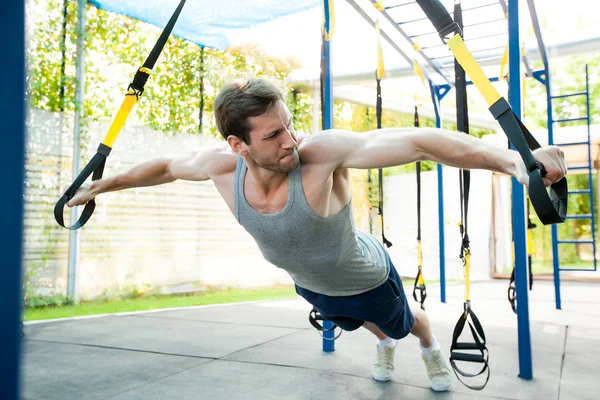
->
[409, 30, 442, 38]
[566, 214, 593, 220]
[385, 2, 413, 11]
[559, 267, 597, 272]
[463, 18, 506, 28]
[398, 2, 500, 25]
[552, 92, 587, 99]
[568, 165, 591, 171]
[569, 189, 591, 194]
[557, 141, 590, 147]
[557, 239, 595, 244]
[553, 117, 589, 123]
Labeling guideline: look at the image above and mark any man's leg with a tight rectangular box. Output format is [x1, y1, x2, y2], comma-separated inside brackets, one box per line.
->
[364, 308, 432, 347]
[409, 307, 433, 348]
[364, 309, 451, 391]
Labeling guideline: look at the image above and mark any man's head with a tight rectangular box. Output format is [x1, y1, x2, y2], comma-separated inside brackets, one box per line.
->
[215, 77, 299, 173]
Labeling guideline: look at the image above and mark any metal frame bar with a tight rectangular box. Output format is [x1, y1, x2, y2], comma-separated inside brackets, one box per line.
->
[509, 0, 533, 380]
[584, 64, 598, 273]
[67, 0, 87, 305]
[321, 0, 336, 352]
[365, 0, 453, 85]
[2, 1, 25, 397]
[430, 81, 446, 303]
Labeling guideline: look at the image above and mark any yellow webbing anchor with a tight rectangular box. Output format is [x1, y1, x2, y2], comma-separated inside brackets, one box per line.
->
[54, 0, 187, 230]
[415, 0, 567, 225]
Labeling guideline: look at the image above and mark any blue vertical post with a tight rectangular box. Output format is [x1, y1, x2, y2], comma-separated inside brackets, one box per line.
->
[321, 0, 335, 352]
[508, 0, 533, 379]
[546, 74, 562, 310]
[429, 82, 446, 303]
[1, 1, 25, 398]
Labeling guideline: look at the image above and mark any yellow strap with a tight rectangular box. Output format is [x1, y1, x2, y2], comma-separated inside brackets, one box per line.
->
[527, 228, 533, 257]
[412, 42, 427, 105]
[376, 21, 385, 79]
[464, 249, 471, 302]
[321, 0, 335, 40]
[373, 0, 384, 11]
[102, 91, 139, 148]
[417, 241, 425, 284]
[499, 44, 508, 81]
[447, 35, 502, 107]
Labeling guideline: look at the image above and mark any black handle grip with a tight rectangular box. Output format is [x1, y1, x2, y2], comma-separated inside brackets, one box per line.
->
[54, 144, 111, 230]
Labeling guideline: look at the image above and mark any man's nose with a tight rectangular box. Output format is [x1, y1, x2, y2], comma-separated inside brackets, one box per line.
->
[282, 129, 297, 149]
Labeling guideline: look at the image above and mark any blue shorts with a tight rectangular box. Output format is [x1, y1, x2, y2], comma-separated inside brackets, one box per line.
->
[295, 258, 415, 340]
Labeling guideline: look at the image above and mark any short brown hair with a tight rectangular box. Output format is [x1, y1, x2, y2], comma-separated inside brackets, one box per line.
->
[214, 77, 284, 144]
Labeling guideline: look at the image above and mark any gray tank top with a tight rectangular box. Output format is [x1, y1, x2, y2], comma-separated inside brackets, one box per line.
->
[233, 157, 390, 296]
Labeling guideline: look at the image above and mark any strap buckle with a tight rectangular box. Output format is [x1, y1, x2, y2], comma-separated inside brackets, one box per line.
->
[412, 270, 427, 310]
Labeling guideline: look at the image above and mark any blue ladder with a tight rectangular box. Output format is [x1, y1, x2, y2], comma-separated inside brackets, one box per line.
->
[551, 65, 597, 287]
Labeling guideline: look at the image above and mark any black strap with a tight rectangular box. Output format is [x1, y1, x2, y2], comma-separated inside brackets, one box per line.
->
[415, 0, 568, 226]
[54, 0, 187, 230]
[451, 3, 490, 390]
[449, 306, 491, 390]
[508, 204, 536, 313]
[412, 106, 426, 310]
[309, 307, 342, 341]
[455, 0, 470, 270]
[54, 144, 111, 230]
[376, 76, 392, 248]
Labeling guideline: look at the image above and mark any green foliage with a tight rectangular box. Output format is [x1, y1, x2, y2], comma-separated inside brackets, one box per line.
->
[26, 0, 301, 139]
[26, 292, 73, 308]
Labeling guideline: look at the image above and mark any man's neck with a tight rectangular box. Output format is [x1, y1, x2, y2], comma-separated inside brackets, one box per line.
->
[244, 157, 288, 197]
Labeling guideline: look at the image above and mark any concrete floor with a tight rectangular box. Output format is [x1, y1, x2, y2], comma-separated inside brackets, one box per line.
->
[21, 280, 600, 399]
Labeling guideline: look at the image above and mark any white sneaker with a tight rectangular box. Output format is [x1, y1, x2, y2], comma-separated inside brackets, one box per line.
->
[372, 344, 395, 382]
[421, 349, 452, 391]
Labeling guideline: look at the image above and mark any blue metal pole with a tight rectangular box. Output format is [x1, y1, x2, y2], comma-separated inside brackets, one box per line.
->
[322, 0, 335, 352]
[547, 73, 562, 310]
[1, 1, 25, 397]
[429, 82, 446, 303]
[508, 0, 533, 380]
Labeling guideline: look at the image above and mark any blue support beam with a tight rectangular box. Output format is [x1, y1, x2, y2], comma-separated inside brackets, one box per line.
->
[321, 0, 335, 352]
[1, 2, 25, 398]
[508, 0, 533, 380]
[429, 81, 446, 303]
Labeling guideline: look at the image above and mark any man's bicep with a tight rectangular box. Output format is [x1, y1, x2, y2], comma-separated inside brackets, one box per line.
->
[336, 128, 422, 169]
[168, 143, 233, 181]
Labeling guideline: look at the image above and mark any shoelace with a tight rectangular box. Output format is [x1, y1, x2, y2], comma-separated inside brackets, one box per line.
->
[375, 347, 395, 369]
[424, 352, 446, 377]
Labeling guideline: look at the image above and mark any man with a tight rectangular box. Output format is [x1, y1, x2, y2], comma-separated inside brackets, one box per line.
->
[67, 77, 566, 392]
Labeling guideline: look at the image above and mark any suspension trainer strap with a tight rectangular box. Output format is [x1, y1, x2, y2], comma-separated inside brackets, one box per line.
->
[415, 0, 567, 226]
[375, 12, 392, 248]
[309, 307, 342, 340]
[413, 106, 426, 309]
[450, 3, 490, 390]
[508, 201, 536, 313]
[55, 0, 187, 230]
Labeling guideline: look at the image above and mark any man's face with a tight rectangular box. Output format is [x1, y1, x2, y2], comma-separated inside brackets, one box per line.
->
[244, 100, 299, 173]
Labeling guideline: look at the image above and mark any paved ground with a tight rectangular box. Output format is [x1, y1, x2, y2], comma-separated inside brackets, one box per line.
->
[21, 280, 600, 399]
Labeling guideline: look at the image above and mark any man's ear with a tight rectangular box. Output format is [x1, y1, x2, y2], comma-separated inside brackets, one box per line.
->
[227, 135, 247, 156]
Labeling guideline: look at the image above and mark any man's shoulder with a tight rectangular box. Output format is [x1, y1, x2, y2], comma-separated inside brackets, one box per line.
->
[298, 129, 346, 165]
[199, 140, 238, 177]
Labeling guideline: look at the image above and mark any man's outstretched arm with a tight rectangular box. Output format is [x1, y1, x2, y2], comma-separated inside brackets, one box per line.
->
[67, 142, 230, 207]
[300, 128, 566, 186]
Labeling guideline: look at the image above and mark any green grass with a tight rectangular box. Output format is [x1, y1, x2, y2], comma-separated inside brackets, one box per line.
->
[24, 286, 298, 322]
[24, 279, 469, 322]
